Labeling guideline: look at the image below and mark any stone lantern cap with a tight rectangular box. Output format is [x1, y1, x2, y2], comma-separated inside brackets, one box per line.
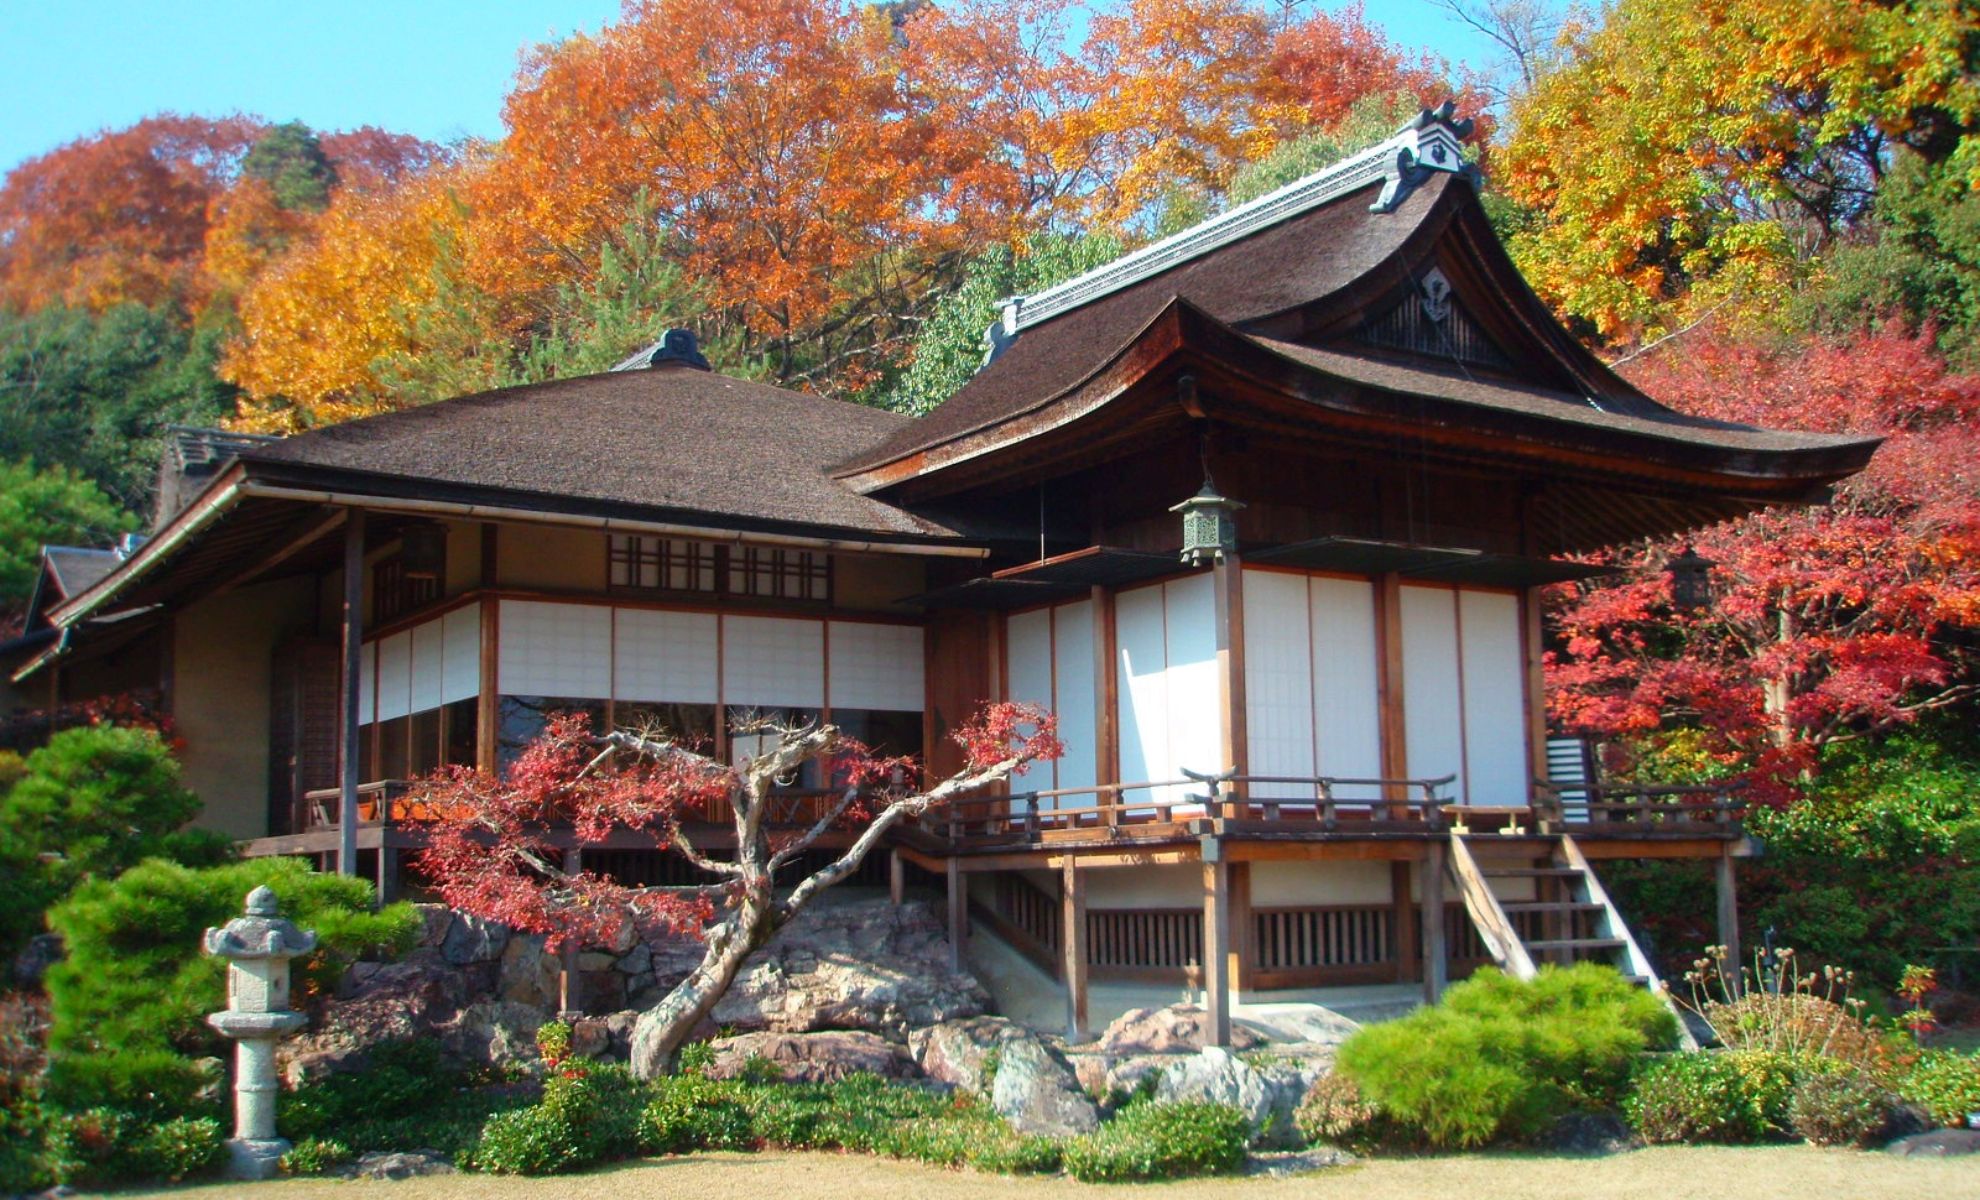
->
[203, 885, 319, 960]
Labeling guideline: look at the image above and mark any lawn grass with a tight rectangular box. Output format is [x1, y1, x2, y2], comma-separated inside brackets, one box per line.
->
[104, 1144, 1971, 1200]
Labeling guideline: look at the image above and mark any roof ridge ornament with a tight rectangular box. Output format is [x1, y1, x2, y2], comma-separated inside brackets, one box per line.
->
[611, 327, 712, 372]
[1000, 102, 1477, 337]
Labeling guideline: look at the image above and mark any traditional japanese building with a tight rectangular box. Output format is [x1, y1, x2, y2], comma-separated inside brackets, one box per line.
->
[13, 108, 1879, 1041]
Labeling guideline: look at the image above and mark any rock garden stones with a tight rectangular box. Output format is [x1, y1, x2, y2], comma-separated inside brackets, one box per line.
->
[990, 1035, 1102, 1137]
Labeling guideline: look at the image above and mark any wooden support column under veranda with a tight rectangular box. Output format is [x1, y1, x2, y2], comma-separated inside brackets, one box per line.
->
[1422, 841, 1448, 1003]
[337, 508, 365, 878]
[1715, 850, 1742, 971]
[1202, 846, 1233, 1047]
[947, 856, 967, 972]
[560, 846, 585, 1016]
[889, 849, 906, 905]
[1391, 861, 1420, 982]
[1062, 857, 1089, 1042]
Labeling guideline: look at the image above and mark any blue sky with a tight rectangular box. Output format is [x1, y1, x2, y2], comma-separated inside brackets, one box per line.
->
[0, 1, 1503, 177]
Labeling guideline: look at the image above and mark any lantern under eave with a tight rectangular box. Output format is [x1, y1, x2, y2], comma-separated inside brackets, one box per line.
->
[1170, 482, 1244, 568]
[1667, 545, 1716, 612]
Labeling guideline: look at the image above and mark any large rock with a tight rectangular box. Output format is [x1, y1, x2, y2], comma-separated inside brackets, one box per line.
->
[1156, 1047, 1317, 1149]
[910, 1016, 1030, 1095]
[443, 1000, 548, 1070]
[339, 1150, 456, 1179]
[441, 913, 510, 965]
[651, 894, 988, 1036]
[1887, 1128, 1980, 1156]
[1098, 1005, 1263, 1055]
[991, 1036, 1101, 1137]
[281, 951, 476, 1084]
[707, 1030, 919, 1083]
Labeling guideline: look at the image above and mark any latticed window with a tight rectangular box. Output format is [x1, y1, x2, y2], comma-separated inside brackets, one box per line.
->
[608, 535, 719, 592]
[729, 545, 830, 602]
[373, 556, 440, 625]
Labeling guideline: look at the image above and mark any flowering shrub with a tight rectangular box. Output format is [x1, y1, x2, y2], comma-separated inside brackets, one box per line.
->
[1900, 1050, 1980, 1127]
[1627, 1050, 1804, 1144]
[1789, 1070, 1897, 1147]
[1294, 1073, 1395, 1151]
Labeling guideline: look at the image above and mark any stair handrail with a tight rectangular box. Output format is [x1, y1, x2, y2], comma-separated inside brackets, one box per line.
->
[1447, 833, 1538, 980]
[1557, 834, 1700, 1049]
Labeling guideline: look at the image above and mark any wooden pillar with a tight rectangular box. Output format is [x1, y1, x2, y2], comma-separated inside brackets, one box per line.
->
[1376, 571, 1409, 815]
[1212, 556, 1247, 805]
[1422, 841, 1448, 1003]
[476, 597, 499, 774]
[946, 857, 967, 972]
[377, 839, 398, 904]
[1093, 585, 1119, 824]
[1229, 862, 1253, 993]
[1391, 861, 1419, 982]
[1714, 852, 1742, 971]
[337, 510, 365, 878]
[1062, 858, 1089, 1041]
[889, 850, 905, 906]
[1202, 849, 1233, 1046]
[1522, 586, 1550, 801]
[559, 847, 585, 1015]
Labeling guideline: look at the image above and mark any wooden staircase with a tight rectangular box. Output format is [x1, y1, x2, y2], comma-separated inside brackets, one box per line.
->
[1447, 831, 1697, 1047]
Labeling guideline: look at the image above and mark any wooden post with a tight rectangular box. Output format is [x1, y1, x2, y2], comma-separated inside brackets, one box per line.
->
[560, 847, 585, 1016]
[1093, 585, 1119, 825]
[337, 510, 365, 878]
[1714, 852, 1741, 971]
[946, 857, 967, 972]
[476, 598, 498, 774]
[1422, 841, 1448, 1003]
[1229, 861, 1253, 993]
[889, 850, 905, 906]
[376, 833, 397, 904]
[1522, 586, 1550, 802]
[1376, 571, 1409, 816]
[1391, 861, 1419, 982]
[1212, 556, 1247, 808]
[1062, 858, 1089, 1042]
[1202, 848, 1232, 1046]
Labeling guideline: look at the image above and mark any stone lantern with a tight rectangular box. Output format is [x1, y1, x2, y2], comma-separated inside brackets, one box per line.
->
[204, 885, 316, 1180]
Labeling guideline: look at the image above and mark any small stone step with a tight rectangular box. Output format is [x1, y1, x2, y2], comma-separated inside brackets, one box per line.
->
[1482, 867, 1583, 879]
[1525, 937, 1628, 952]
[1499, 901, 1604, 914]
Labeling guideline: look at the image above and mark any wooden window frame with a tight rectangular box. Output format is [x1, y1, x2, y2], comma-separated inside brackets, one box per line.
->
[605, 534, 832, 605]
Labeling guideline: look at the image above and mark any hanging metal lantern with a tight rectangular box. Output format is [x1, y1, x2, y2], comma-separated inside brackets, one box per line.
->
[399, 521, 448, 580]
[1667, 545, 1716, 612]
[1169, 482, 1244, 568]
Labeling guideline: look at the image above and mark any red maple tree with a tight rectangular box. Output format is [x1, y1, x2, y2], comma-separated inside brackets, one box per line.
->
[409, 701, 1059, 1075]
[1545, 325, 1980, 798]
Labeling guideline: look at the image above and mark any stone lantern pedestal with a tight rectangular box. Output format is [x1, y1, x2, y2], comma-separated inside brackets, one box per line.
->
[204, 885, 316, 1180]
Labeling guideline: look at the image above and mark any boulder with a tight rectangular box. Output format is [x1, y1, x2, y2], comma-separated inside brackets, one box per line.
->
[443, 1000, 548, 1071]
[414, 904, 454, 949]
[441, 913, 509, 965]
[281, 952, 475, 1084]
[651, 894, 987, 1036]
[706, 1030, 920, 1083]
[1098, 1005, 1263, 1055]
[910, 1016, 1030, 1095]
[10, 933, 62, 988]
[1156, 1046, 1317, 1149]
[339, 1150, 456, 1179]
[1539, 1112, 1640, 1155]
[991, 1036, 1101, 1137]
[1887, 1128, 1980, 1156]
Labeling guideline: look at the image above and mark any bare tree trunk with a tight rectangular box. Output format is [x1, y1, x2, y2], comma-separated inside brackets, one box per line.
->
[629, 876, 777, 1078]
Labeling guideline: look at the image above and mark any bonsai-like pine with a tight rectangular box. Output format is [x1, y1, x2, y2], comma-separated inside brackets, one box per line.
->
[409, 702, 1058, 1077]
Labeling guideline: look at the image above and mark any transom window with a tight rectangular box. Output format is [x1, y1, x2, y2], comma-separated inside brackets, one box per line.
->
[607, 535, 830, 603]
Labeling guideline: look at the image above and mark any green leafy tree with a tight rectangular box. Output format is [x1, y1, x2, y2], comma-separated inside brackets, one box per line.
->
[43, 857, 418, 1117]
[879, 233, 1126, 415]
[0, 461, 135, 609]
[0, 725, 232, 959]
[240, 121, 338, 213]
[0, 303, 237, 509]
[1224, 90, 1427, 206]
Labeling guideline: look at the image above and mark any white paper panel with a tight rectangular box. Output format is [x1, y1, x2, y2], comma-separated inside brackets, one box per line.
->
[1052, 601, 1097, 799]
[1006, 607, 1054, 786]
[1400, 585, 1465, 803]
[409, 619, 444, 713]
[375, 631, 412, 721]
[499, 600, 612, 699]
[615, 608, 719, 703]
[358, 641, 376, 727]
[1163, 575, 1220, 806]
[440, 603, 481, 704]
[722, 615, 823, 708]
[1310, 577, 1384, 786]
[1459, 590, 1529, 806]
[828, 621, 923, 712]
[1242, 571, 1315, 799]
[1114, 585, 1168, 799]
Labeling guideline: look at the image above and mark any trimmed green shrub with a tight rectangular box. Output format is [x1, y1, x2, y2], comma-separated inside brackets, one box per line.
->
[43, 1107, 223, 1187]
[1900, 1049, 1980, 1127]
[1626, 1050, 1803, 1144]
[1334, 963, 1680, 1148]
[640, 1074, 755, 1153]
[281, 1136, 354, 1175]
[473, 1064, 646, 1175]
[43, 857, 419, 1117]
[1789, 1069, 1896, 1147]
[0, 724, 233, 960]
[1062, 1101, 1249, 1183]
[280, 1039, 526, 1157]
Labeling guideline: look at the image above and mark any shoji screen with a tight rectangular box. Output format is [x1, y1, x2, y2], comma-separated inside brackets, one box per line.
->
[614, 608, 719, 703]
[499, 600, 612, 698]
[828, 620, 923, 712]
[1002, 602, 1094, 800]
[1243, 571, 1383, 799]
[1309, 578, 1384, 783]
[722, 615, 823, 708]
[1458, 590, 1528, 805]
[1116, 576, 1218, 806]
[440, 602, 481, 705]
[409, 619, 444, 714]
[1400, 586, 1464, 800]
[375, 631, 412, 722]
